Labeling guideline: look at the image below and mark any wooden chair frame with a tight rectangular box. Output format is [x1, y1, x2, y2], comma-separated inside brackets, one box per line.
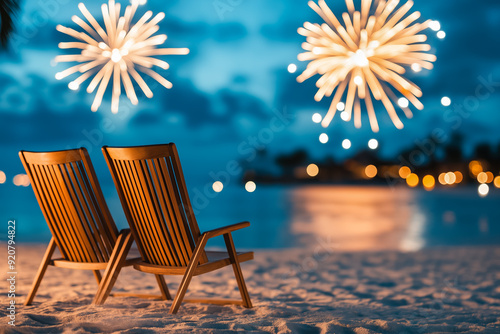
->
[102, 144, 253, 313]
[19, 148, 149, 306]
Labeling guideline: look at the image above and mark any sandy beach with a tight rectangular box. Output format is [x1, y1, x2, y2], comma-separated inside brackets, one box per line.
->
[1, 244, 499, 333]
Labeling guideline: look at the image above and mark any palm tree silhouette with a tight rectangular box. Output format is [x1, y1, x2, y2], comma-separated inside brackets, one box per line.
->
[0, 0, 20, 48]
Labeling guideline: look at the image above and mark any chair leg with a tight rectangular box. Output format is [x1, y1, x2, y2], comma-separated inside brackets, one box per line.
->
[155, 275, 172, 300]
[92, 230, 134, 305]
[25, 238, 57, 306]
[93, 270, 102, 284]
[170, 234, 209, 314]
[224, 233, 252, 308]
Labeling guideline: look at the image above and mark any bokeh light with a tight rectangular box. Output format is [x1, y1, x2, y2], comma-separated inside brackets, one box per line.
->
[212, 181, 223, 193]
[454, 171, 463, 184]
[306, 164, 319, 177]
[438, 173, 446, 185]
[437, 31, 446, 39]
[469, 161, 483, 176]
[406, 173, 419, 187]
[13, 174, 30, 187]
[478, 184, 489, 197]
[441, 96, 451, 107]
[312, 113, 322, 123]
[368, 139, 379, 150]
[0, 171, 6, 184]
[423, 175, 435, 190]
[245, 181, 256, 193]
[477, 172, 488, 184]
[319, 133, 329, 144]
[364, 165, 377, 179]
[494, 176, 500, 188]
[486, 171, 494, 183]
[340, 111, 349, 121]
[342, 139, 351, 150]
[444, 172, 456, 185]
[287, 63, 297, 73]
[399, 166, 411, 179]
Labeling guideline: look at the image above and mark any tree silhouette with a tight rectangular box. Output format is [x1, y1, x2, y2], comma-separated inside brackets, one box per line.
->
[0, 0, 20, 48]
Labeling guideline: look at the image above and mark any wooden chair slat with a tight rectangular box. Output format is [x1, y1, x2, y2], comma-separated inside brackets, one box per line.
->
[102, 144, 253, 313]
[154, 158, 193, 266]
[21, 148, 158, 306]
[27, 163, 70, 260]
[73, 161, 111, 261]
[134, 160, 175, 266]
[51, 164, 95, 263]
[168, 145, 207, 263]
[62, 162, 103, 263]
[39, 164, 83, 262]
[112, 159, 153, 262]
[140, 159, 182, 266]
[123, 160, 166, 265]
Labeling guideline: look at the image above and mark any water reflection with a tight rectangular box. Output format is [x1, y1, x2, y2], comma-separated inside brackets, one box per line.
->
[289, 186, 424, 251]
[287, 185, 500, 251]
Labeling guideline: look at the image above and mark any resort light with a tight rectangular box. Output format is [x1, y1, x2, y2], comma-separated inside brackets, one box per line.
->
[437, 31, 446, 39]
[306, 164, 319, 177]
[423, 175, 435, 191]
[438, 173, 446, 185]
[441, 96, 451, 107]
[245, 181, 256, 193]
[312, 113, 322, 123]
[364, 165, 377, 179]
[469, 161, 483, 176]
[212, 181, 223, 193]
[55, 1, 189, 113]
[288, 63, 297, 73]
[13, 174, 30, 187]
[406, 173, 419, 187]
[486, 171, 494, 183]
[477, 172, 488, 184]
[429, 20, 441, 31]
[368, 139, 378, 150]
[297, 0, 437, 132]
[399, 166, 411, 179]
[319, 133, 329, 144]
[478, 184, 489, 197]
[494, 176, 500, 188]
[444, 172, 456, 185]
[0, 170, 6, 184]
[342, 139, 351, 150]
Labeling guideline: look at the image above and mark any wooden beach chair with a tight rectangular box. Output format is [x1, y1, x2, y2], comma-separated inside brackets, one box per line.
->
[19, 148, 144, 306]
[101, 143, 253, 314]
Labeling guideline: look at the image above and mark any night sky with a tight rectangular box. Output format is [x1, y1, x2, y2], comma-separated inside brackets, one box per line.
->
[1, 0, 500, 209]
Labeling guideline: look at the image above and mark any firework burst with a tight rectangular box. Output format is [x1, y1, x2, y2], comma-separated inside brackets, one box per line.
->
[55, 0, 189, 113]
[298, 0, 436, 132]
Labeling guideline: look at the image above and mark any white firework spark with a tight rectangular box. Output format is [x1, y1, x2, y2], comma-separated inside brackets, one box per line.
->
[55, 0, 189, 113]
[298, 0, 437, 132]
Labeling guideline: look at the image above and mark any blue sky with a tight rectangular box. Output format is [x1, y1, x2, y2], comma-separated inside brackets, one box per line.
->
[1, 0, 500, 209]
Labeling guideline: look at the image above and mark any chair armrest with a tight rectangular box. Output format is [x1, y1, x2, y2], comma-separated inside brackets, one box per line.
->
[203, 221, 250, 239]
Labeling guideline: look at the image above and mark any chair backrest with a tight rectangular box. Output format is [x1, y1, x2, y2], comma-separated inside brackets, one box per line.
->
[102, 143, 208, 267]
[19, 148, 119, 263]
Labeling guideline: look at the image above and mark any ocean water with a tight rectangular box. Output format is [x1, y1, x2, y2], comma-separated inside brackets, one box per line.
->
[4, 185, 500, 251]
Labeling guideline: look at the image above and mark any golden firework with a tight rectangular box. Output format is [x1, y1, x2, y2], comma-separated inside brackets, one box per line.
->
[297, 0, 436, 132]
[54, 0, 189, 113]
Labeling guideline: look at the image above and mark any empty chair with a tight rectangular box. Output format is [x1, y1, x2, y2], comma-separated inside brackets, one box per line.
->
[20, 148, 148, 305]
[101, 143, 253, 314]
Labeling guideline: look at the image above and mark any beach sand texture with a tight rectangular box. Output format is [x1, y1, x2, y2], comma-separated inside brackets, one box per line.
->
[1, 245, 500, 333]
